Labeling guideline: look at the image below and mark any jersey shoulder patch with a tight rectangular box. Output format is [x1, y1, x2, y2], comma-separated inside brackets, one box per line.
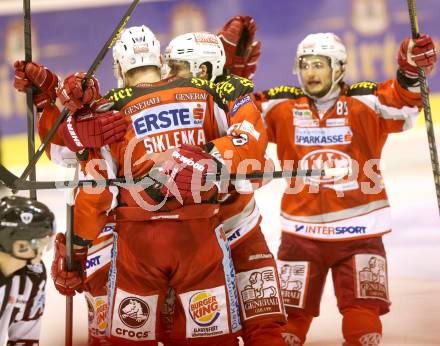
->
[216, 75, 254, 101]
[347, 81, 378, 96]
[262, 85, 304, 100]
[104, 87, 136, 109]
[187, 77, 230, 111]
[188, 77, 217, 93]
[105, 85, 171, 110]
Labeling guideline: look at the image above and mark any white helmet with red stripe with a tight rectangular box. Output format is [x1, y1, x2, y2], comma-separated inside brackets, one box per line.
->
[113, 25, 161, 86]
[164, 32, 226, 81]
[294, 33, 347, 95]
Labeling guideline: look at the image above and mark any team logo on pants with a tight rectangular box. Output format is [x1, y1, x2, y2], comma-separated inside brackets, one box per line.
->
[119, 297, 150, 328]
[180, 286, 230, 338]
[277, 260, 309, 309]
[86, 293, 109, 338]
[354, 254, 389, 302]
[110, 288, 157, 341]
[96, 298, 109, 332]
[236, 266, 282, 320]
[189, 291, 221, 326]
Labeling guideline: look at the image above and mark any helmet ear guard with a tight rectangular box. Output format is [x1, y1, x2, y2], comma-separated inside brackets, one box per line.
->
[164, 32, 226, 82]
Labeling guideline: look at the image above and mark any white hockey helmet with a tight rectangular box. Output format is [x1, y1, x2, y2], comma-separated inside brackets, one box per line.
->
[294, 33, 347, 96]
[164, 32, 226, 81]
[113, 25, 161, 85]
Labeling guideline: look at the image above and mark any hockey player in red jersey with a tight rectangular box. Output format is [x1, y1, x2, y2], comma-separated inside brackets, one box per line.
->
[163, 29, 286, 346]
[50, 25, 272, 345]
[11, 17, 272, 345]
[254, 32, 436, 346]
[0, 195, 55, 346]
[13, 62, 127, 345]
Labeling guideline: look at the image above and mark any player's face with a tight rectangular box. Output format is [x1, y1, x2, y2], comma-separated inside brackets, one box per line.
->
[11, 236, 52, 261]
[12, 240, 36, 259]
[299, 55, 333, 98]
[196, 64, 209, 80]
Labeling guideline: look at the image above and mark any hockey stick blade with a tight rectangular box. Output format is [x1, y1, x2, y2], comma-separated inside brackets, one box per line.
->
[0, 165, 159, 191]
[0, 164, 20, 189]
[0, 164, 352, 191]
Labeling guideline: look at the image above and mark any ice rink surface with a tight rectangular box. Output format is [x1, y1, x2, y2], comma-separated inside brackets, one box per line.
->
[2, 127, 439, 345]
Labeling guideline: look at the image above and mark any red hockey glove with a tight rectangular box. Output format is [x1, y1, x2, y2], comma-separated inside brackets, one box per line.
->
[51, 233, 87, 296]
[398, 34, 437, 77]
[13, 60, 59, 109]
[149, 144, 222, 202]
[218, 16, 261, 79]
[60, 100, 127, 152]
[241, 40, 261, 80]
[57, 72, 101, 113]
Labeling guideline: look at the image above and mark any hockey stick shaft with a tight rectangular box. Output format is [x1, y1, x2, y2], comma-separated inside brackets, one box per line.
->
[17, 0, 140, 184]
[64, 168, 77, 346]
[206, 168, 350, 182]
[407, 0, 440, 214]
[23, 0, 36, 200]
[65, 195, 74, 346]
[0, 166, 351, 190]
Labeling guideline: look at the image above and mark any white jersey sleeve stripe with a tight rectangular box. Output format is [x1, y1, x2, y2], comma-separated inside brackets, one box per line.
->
[49, 143, 78, 167]
[352, 94, 420, 130]
[213, 103, 229, 136]
[100, 146, 119, 211]
[261, 99, 288, 121]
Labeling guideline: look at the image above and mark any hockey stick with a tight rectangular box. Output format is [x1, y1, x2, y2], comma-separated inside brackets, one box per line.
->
[64, 167, 78, 346]
[15, 0, 140, 187]
[407, 0, 440, 214]
[23, 0, 36, 200]
[0, 165, 351, 191]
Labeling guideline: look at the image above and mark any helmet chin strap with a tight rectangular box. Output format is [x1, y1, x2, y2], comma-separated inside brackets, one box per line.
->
[317, 76, 343, 104]
[114, 62, 125, 88]
[299, 65, 344, 102]
[117, 77, 125, 88]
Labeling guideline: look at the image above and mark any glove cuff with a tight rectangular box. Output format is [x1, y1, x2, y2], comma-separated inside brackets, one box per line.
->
[72, 234, 92, 247]
[397, 68, 420, 90]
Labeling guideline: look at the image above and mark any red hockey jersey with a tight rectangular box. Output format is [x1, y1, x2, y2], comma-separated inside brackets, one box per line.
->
[73, 76, 267, 241]
[254, 79, 422, 241]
